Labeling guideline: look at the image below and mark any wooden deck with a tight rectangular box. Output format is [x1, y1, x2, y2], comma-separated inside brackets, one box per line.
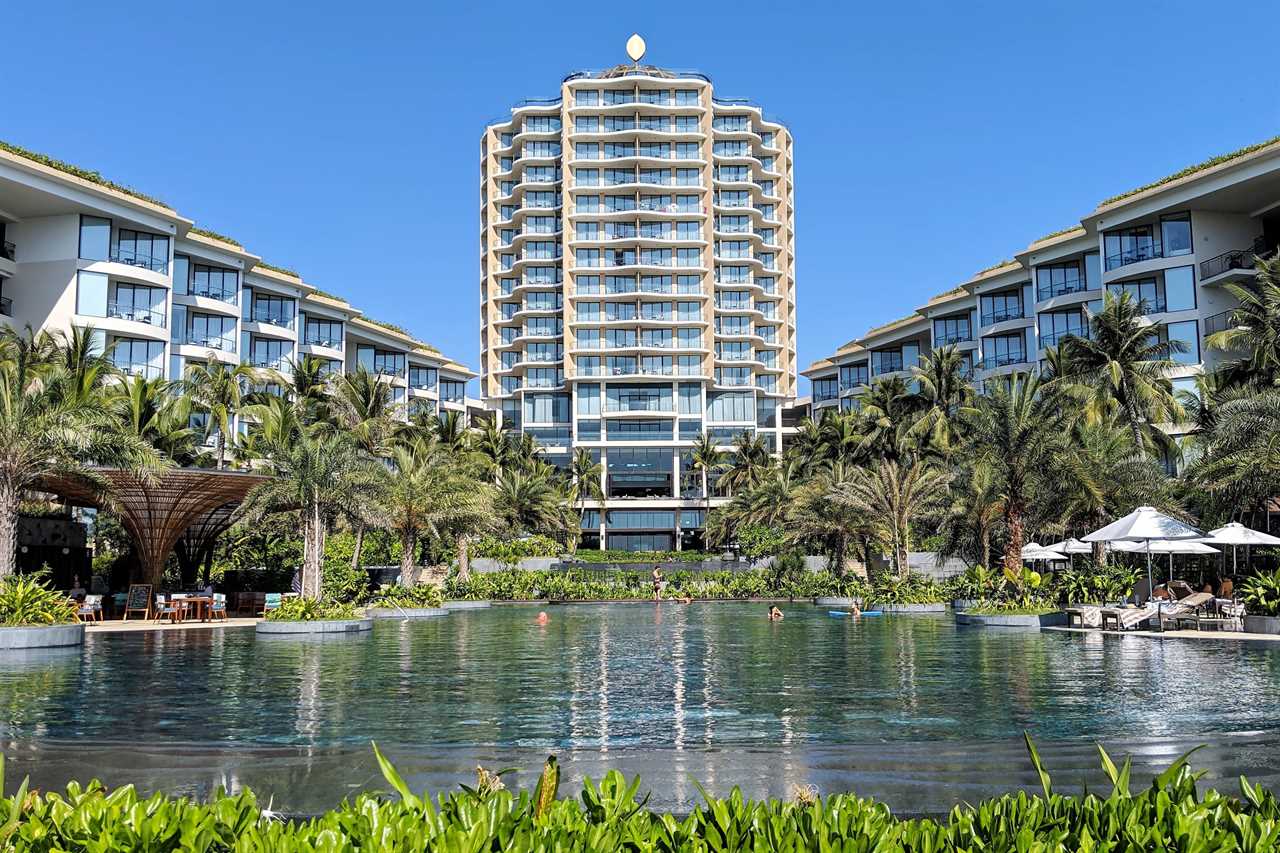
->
[83, 617, 260, 634]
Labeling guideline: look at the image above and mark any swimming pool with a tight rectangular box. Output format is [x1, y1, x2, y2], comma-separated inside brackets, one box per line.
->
[4, 603, 1279, 813]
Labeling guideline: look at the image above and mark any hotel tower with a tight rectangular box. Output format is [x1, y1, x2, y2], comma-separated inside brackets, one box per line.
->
[479, 37, 797, 550]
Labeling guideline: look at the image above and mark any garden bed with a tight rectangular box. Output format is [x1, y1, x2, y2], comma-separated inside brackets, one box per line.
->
[0, 624, 84, 649]
[814, 596, 859, 607]
[956, 611, 1066, 628]
[442, 600, 492, 610]
[869, 603, 947, 613]
[255, 618, 372, 635]
[1244, 615, 1280, 635]
[366, 607, 449, 620]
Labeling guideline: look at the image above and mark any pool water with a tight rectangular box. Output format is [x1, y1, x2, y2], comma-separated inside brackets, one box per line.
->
[4, 603, 1280, 813]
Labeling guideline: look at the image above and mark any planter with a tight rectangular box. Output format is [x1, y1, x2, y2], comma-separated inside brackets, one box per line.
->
[255, 618, 372, 636]
[814, 596, 860, 607]
[956, 611, 1066, 628]
[869, 603, 947, 613]
[952, 599, 979, 611]
[443, 600, 491, 610]
[0, 623, 85, 650]
[366, 607, 449, 620]
[1244, 615, 1280, 635]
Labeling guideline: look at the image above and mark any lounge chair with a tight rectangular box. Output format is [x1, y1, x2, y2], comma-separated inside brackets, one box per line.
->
[261, 592, 282, 617]
[76, 595, 103, 623]
[1101, 603, 1159, 630]
[1065, 605, 1103, 628]
[1158, 592, 1214, 630]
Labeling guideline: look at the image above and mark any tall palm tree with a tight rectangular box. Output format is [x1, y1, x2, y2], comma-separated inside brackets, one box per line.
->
[328, 367, 399, 570]
[109, 374, 198, 464]
[785, 463, 870, 577]
[270, 354, 333, 424]
[568, 448, 603, 548]
[935, 456, 1003, 570]
[1184, 389, 1280, 523]
[689, 432, 726, 527]
[182, 355, 254, 469]
[855, 376, 916, 461]
[378, 438, 495, 586]
[240, 429, 383, 599]
[830, 458, 951, 580]
[431, 410, 469, 455]
[1061, 291, 1183, 457]
[722, 432, 773, 494]
[908, 345, 975, 455]
[965, 372, 1066, 574]
[473, 421, 513, 482]
[494, 467, 569, 541]
[1205, 257, 1280, 387]
[0, 326, 163, 576]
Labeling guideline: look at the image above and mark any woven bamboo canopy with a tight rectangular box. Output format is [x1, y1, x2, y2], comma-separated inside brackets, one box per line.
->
[41, 468, 269, 586]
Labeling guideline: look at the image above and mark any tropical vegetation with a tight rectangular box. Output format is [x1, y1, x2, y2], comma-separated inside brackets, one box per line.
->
[1, 739, 1277, 852]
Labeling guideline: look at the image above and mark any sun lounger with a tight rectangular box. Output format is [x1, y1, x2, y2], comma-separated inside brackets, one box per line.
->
[1065, 605, 1102, 628]
[1158, 592, 1214, 629]
[1101, 603, 1159, 630]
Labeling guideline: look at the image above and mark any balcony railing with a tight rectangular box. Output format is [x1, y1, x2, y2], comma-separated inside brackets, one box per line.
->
[114, 362, 164, 379]
[185, 335, 234, 351]
[107, 301, 165, 327]
[1202, 309, 1239, 338]
[303, 336, 343, 349]
[252, 311, 294, 329]
[975, 351, 1028, 370]
[0, 296, 10, 316]
[1036, 279, 1089, 301]
[980, 308, 1023, 326]
[110, 248, 169, 274]
[190, 286, 238, 304]
[1200, 238, 1269, 280]
[1105, 241, 1163, 271]
[933, 331, 972, 346]
[1038, 329, 1087, 349]
[1, 241, 14, 262]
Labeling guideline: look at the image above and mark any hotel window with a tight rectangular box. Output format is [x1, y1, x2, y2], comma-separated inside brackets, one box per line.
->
[606, 356, 636, 375]
[575, 142, 599, 159]
[1161, 212, 1193, 257]
[980, 291, 1022, 325]
[526, 367, 563, 388]
[409, 366, 437, 389]
[679, 419, 703, 440]
[605, 195, 636, 212]
[604, 115, 635, 131]
[576, 275, 601, 295]
[840, 363, 869, 389]
[577, 383, 600, 415]
[574, 89, 599, 106]
[641, 328, 673, 348]
[606, 329, 636, 348]
[110, 338, 164, 378]
[110, 283, 167, 326]
[606, 302, 636, 322]
[604, 276, 635, 294]
[79, 215, 112, 261]
[1038, 310, 1088, 349]
[715, 366, 751, 386]
[639, 115, 670, 131]
[983, 332, 1026, 367]
[187, 314, 235, 350]
[675, 142, 699, 159]
[1104, 224, 1161, 270]
[500, 327, 518, 344]
[527, 215, 557, 234]
[575, 222, 598, 241]
[677, 355, 701, 375]
[578, 329, 601, 349]
[574, 116, 599, 132]
[576, 249, 600, 268]
[575, 196, 600, 214]
[251, 338, 291, 369]
[604, 169, 634, 186]
[760, 132, 774, 146]
[933, 315, 971, 345]
[675, 89, 699, 105]
[576, 302, 600, 322]
[577, 355, 602, 376]
[1163, 266, 1196, 311]
[607, 419, 673, 441]
[440, 380, 466, 402]
[527, 266, 560, 284]
[526, 191, 558, 209]
[677, 328, 702, 349]
[252, 294, 294, 328]
[756, 374, 777, 393]
[1162, 321, 1200, 365]
[674, 115, 698, 132]
[114, 228, 170, 273]
[1106, 278, 1165, 314]
[641, 355, 673, 375]
[524, 392, 568, 423]
[75, 270, 109, 317]
[500, 351, 518, 369]
[1036, 262, 1088, 300]
[677, 248, 701, 267]
[577, 420, 601, 441]
[677, 275, 701, 294]
[574, 168, 600, 187]
[605, 142, 636, 159]
[500, 376, 520, 393]
[871, 350, 904, 375]
[640, 275, 672, 293]
[607, 384, 672, 413]
[674, 168, 699, 187]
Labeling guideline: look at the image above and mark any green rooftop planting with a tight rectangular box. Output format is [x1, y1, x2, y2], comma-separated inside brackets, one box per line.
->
[0, 140, 169, 208]
[256, 261, 300, 279]
[306, 287, 348, 302]
[0, 739, 1275, 851]
[1031, 224, 1085, 244]
[973, 258, 1018, 276]
[1099, 134, 1280, 208]
[188, 226, 242, 248]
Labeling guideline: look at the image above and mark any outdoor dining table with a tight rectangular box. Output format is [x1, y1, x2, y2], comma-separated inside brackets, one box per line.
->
[177, 596, 214, 622]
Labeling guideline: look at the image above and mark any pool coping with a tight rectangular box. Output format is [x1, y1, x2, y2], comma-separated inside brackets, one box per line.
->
[1045, 625, 1280, 642]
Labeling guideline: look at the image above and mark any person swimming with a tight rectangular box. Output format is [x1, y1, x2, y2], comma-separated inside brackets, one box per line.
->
[535, 611, 549, 625]
[768, 605, 784, 621]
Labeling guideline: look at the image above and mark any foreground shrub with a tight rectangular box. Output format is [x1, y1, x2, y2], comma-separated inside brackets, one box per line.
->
[1242, 570, 1280, 616]
[367, 584, 444, 609]
[264, 597, 360, 621]
[869, 572, 947, 604]
[0, 573, 78, 626]
[2, 738, 1277, 851]
[443, 569, 861, 601]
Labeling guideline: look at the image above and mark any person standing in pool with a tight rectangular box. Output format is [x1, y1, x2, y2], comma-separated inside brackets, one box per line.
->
[652, 566, 666, 600]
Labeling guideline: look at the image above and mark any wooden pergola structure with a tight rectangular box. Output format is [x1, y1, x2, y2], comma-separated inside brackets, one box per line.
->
[41, 468, 269, 587]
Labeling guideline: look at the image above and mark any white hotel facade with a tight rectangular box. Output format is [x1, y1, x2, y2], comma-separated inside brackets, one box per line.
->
[805, 136, 1280, 466]
[478, 59, 798, 550]
[0, 145, 476, 432]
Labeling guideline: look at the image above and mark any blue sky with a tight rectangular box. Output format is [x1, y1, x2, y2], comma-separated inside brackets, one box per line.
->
[5, 1, 1277, 392]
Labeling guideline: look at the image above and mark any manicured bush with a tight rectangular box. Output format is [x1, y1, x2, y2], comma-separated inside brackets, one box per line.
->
[472, 534, 563, 564]
[869, 573, 947, 604]
[0, 739, 1276, 851]
[368, 584, 444, 609]
[0, 573, 78, 626]
[264, 598, 360, 622]
[442, 568, 860, 601]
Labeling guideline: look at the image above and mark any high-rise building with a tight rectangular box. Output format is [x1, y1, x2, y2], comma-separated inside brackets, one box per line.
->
[0, 143, 478, 432]
[479, 41, 797, 550]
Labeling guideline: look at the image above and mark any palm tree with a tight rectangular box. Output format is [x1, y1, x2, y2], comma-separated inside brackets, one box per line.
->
[109, 374, 198, 464]
[328, 367, 399, 570]
[494, 467, 569, 541]
[830, 458, 951, 580]
[855, 377, 916, 461]
[688, 433, 726, 528]
[722, 432, 773, 494]
[568, 448, 603, 548]
[908, 345, 975, 455]
[378, 438, 494, 586]
[1205, 257, 1280, 387]
[785, 463, 869, 577]
[0, 326, 163, 576]
[1184, 389, 1280, 523]
[1061, 291, 1184, 457]
[240, 429, 383, 599]
[431, 410, 469, 455]
[965, 372, 1066, 574]
[935, 457, 1003, 570]
[182, 355, 254, 469]
[271, 355, 333, 424]
[473, 421, 512, 482]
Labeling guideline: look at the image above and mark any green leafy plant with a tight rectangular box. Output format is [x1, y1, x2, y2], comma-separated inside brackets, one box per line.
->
[869, 572, 946, 605]
[367, 585, 444, 609]
[264, 597, 359, 622]
[0, 572, 78, 626]
[1241, 570, 1280, 616]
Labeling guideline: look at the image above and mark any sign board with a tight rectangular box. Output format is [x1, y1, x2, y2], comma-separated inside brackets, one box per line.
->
[123, 584, 152, 619]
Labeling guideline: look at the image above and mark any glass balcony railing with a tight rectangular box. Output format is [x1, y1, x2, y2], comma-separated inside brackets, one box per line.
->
[979, 308, 1023, 326]
[110, 248, 169, 274]
[303, 336, 343, 349]
[975, 351, 1027, 370]
[190, 286, 238, 304]
[1038, 329, 1087, 349]
[114, 362, 163, 379]
[252, 310, 294, 329]
[0, 296, 10, 316]
[1105, 241, 1162, 271]
[933, 330, 972, 346]
[1036, 278, 1089, 301]
[107, 301, 165, 327]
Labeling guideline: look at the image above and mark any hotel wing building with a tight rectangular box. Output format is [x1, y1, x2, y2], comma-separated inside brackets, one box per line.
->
[805, 135, 1280, 471]
[0, 144, 477, 431]
[479, 53, 797, 550]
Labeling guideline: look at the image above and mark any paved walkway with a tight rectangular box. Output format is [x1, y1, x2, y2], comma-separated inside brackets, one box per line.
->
[1045, 625, 1280, 642]
[84, 617, 260, 634]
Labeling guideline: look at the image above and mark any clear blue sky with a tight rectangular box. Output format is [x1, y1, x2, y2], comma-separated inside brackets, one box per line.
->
[5, 1, 1276, 393]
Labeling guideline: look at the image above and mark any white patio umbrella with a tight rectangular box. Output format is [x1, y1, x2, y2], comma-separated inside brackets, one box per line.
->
[1205, 522, 1280, 575]
[1082, 506, 1207, 598]
[1045, 538, 1096, 554]
[1021, 543, 1069, 562]
[1137, 539, 1220, 583]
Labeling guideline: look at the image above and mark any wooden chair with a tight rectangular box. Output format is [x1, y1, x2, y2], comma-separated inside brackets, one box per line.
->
[210, 593, 228, 621]
[153, 594, 186, 624]
[261, 593, 282, 617]
[76, 595, 103, 623]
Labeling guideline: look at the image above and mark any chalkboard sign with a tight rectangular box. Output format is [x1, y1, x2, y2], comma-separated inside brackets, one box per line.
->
[123, 584, 152, 620]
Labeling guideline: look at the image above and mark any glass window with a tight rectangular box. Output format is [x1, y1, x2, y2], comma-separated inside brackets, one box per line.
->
[707, 390, 753, 421]
[114, 228, 170, 273]
[78, 215, 111, 261]
[75, 270, 108, 317]
[1161, 213, 1193, 257]
[1036, 263, 1087, 300]
[304, 318, 344, 347]
[577, 419, 601, 441]
[440, 380, 466, 402]
[1165, 320, 1199, 365]
[1164, 266, 1196, 312]
[1104, 224, 1161, 270]
[932, 314, 971, 345]
[577, 383, 600, 415]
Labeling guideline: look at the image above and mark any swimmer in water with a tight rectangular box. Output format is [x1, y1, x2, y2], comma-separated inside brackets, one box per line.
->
[678, 595, 692, 604]
[535, 611, 549, 625]
[768, 605, 784, 621]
